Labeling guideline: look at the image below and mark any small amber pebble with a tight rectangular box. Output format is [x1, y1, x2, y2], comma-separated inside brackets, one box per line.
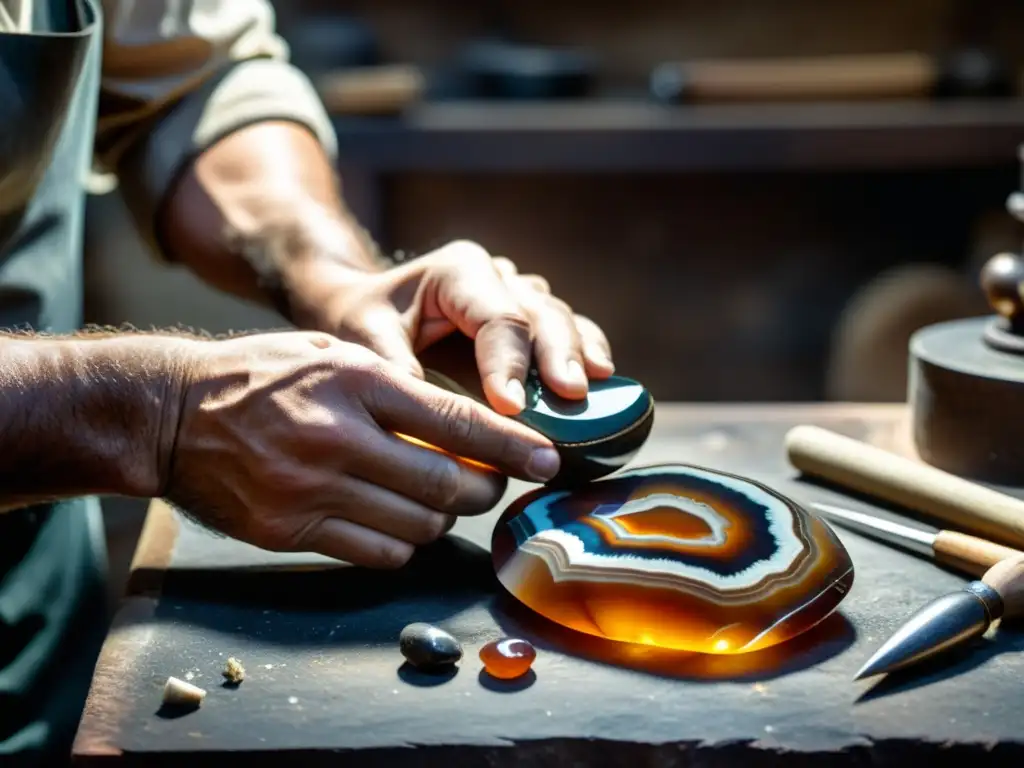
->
[479, 637, 536, 679]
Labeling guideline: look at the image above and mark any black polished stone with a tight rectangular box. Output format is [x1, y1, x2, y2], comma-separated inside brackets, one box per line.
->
[417, 333, 655, 485]
[398, 622, 463, 670]
[518, 370, 655, 486]
[519, 372, 652, 446]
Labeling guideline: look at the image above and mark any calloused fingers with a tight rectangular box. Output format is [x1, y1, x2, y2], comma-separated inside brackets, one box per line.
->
[324, 473, 458, 544]
[573, 313, 615, 378]
[362, 366, 561, 484]
[505, 284, 588, 400]
[342, 422, 508, 516]
[502, 269, 612, 388]
[491, 256, 518, 282]
[297, 516, 415, 569]
[427, 243, 534, 415]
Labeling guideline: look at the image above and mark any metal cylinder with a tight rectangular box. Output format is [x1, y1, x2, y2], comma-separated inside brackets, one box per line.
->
[908, 317, 1024, 484]
[908, 142, 1024, 487]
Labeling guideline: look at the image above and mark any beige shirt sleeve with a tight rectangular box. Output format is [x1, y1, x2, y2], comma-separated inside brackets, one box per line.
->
[95, 0, 339, 256]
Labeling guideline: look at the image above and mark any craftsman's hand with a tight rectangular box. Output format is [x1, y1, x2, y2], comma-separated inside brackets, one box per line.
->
[164, 332, 560, 568]
[285, 240, 615, 416]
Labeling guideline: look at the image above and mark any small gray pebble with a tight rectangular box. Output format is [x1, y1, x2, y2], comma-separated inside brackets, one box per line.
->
[399, 622, 462, 669]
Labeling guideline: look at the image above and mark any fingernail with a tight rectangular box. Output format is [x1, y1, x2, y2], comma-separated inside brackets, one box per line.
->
[506, 378, 526, 410]
[527, 447, 560, 481]
[566, 359, 587, 386]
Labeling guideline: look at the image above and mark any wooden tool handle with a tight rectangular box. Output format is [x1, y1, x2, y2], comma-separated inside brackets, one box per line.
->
[785, 425, 1024, 548]
[667, 52, 935, 102]
[933, 530, 1023, 575]
[316, 64, 424, 115]
[982, 553, 1024, 619]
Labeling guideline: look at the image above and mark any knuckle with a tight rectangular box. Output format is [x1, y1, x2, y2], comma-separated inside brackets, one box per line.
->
[578, 315, 612, 349]
[485, 310, 533, 337]
[478, 472, 508, 510]
[545, 296, 574, 317]
[448, 238, 489, 256]
[378, 541, 414, 569]
[524, 275, 551, 294]
[438, 395, 477, 443]
[493, 256, 518, 275]
[282, 514, 324, 554]
[419, 511, 453, 543]
[422, 456, 463, 511]
[440, 239, 492, 268]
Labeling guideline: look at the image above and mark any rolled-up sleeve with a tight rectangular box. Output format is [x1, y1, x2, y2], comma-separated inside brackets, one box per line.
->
[95, 0, 338, 256]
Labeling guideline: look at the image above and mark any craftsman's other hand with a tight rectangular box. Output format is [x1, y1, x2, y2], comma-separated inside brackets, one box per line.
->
[164, 332, 560, 568]
[287, 240, 615, 416]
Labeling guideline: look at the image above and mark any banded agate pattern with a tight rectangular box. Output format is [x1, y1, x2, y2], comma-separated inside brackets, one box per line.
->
[491, 464, 854, 654]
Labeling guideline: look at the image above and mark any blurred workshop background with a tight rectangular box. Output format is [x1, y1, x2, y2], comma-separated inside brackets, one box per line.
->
[87, 0, 1024, 597]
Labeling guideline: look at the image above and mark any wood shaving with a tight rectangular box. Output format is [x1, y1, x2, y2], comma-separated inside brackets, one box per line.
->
[223, 657, 245, 684]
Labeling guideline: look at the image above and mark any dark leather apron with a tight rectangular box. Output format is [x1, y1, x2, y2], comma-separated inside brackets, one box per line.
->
[0, 1, 108, 763]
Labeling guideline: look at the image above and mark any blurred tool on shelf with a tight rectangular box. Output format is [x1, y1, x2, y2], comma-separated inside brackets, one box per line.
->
[453, 39, 597, 100]
[649, 49, 1012, 104]
[316, 65, 425, 116]
[447, 0, 598, 100]
[280, 14, 424, 117]
[283, 14, 380, 72]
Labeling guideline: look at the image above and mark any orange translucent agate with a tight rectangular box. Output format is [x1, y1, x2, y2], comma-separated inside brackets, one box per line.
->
[480, 638, 537, 679]
[393, 433, 496, 472]
[491, 464, 854, 655]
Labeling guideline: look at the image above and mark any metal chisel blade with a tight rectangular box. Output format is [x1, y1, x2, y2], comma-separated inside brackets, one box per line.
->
[810, 502, 937, 558]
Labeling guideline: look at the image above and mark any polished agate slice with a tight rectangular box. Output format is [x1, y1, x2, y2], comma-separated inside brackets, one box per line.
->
[491, 464, 854, 654]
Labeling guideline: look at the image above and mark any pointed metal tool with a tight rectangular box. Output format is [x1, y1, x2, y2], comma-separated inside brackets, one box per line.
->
[854, 552, 1024, 681]
[811, 503, 1022, 577]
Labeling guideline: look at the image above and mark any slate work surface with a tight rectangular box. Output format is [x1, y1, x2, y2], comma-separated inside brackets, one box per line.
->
[74, 406, 1024, 766]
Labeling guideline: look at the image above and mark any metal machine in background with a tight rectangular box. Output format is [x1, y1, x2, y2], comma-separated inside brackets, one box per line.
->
[908, 146, 1024, 486]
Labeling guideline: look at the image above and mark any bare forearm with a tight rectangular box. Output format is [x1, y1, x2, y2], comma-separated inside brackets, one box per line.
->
[158, 120, 384, 321]
[0, 334, 189, 511]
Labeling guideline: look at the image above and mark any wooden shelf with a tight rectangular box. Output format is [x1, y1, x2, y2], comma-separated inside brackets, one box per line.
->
[332, 98, 1024, 173]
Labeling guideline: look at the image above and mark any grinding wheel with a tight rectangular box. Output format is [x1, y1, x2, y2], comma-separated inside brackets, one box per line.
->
[909, 249, 1024, 485]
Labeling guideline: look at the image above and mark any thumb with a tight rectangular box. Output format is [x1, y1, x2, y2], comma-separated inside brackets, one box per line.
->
[345, 305, 424, 379]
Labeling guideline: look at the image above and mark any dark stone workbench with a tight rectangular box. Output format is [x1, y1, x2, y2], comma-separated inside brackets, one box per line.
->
[72, 405, 1024, 766]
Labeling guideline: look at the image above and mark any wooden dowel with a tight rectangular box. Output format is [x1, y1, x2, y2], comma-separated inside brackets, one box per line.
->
[785, 425, 1024, 548]
[316, 64, 424, 115]
[933, 530, 1023, 575]
[662, 52, 935, 102]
